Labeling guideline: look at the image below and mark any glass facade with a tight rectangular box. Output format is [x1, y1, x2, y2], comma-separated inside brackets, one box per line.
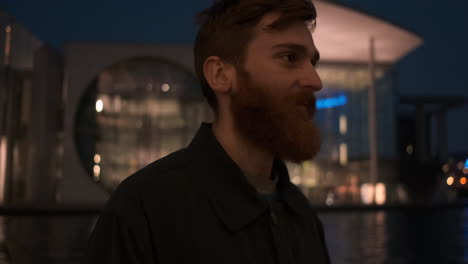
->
[0, 12, 44, 204]
[74, 58, 211, 191]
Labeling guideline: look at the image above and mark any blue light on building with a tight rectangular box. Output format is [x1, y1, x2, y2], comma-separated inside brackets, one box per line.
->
[464, 158, 468, 169]
[316, 95, 347, 110]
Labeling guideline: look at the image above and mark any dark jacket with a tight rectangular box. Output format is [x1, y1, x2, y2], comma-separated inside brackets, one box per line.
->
[88, 123, 331, 264]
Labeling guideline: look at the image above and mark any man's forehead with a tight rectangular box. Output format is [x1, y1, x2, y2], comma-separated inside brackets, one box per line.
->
[257, 12, 311, 31]
[258, 12, 283, 28]
[253, 13, 317, 53]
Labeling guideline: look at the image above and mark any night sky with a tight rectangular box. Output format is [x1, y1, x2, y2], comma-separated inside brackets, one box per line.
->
[1, 0, 467, 154]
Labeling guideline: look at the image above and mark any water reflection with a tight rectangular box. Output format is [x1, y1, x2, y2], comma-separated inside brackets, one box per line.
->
[0, 208, 466, 263]
[319, 207, 467, 264]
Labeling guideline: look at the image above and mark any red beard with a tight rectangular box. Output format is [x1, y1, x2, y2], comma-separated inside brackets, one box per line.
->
[230, 70, 321, 163]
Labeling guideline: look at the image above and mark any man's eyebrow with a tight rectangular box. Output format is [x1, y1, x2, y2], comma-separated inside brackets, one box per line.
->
[272, 43, 307, 53]
[272, 43, 320, 62]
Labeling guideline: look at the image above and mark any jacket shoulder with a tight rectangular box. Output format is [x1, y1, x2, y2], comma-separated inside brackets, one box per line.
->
[105, 148, 195, 212]
[125, 148, 192, 185]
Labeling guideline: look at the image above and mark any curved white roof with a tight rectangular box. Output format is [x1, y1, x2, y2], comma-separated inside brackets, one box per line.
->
[313, 1, 423, 64]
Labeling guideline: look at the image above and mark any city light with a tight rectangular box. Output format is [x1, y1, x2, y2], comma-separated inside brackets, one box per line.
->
[162, 83, 170, 92]
[316, 95, 347, 110]
[460, 177, 467, 185]
[93, 165, 101, 180]
[442, 163, 449, 173]
[339, 143, 348, 166]
[4, 25, 11, 66]
[325, 192, 335, 206]
[360, 183, 375, 205]
[375, 183, 386, 205]
[95, 99, 103, 112]
[94, 154, 101, 164]
[406, 145, 414, 155]
[446, 176, 454, 186]
[0, 136, 7, 203]
[339, 115, 347, 135]
[465, 158, 468, 169]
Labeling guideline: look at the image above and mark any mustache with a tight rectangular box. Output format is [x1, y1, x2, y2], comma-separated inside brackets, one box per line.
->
[294, 93, 317, 116]
[294, 91, 316, 105]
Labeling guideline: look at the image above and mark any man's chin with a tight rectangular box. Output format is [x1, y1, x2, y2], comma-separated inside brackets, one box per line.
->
[281, 136, 321, 163]
[266, 114, 321, 163]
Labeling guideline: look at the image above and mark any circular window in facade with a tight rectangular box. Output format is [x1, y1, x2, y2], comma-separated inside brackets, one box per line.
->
[75, 58, 212, 192]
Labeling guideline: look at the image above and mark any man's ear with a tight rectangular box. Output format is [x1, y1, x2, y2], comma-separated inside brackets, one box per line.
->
[203, 56, 234, 94]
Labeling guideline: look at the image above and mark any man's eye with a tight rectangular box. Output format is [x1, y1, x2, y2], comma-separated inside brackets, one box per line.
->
[281, 53, 297, 63]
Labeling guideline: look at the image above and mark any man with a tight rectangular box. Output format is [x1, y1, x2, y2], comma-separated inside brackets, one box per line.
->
[88, 0, 330, 263]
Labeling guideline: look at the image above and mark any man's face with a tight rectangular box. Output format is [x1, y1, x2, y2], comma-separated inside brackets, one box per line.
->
[230, 12, 323, 163]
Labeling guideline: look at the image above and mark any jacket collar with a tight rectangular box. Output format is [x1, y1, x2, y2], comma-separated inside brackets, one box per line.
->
[186, 123, 312, 232]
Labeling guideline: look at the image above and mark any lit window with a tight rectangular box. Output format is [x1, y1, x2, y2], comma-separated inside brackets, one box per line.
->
[161, 83, 170, 92]
[94, 154, 101, 164]
[446, 176, 454, 186]
[460, 177, 467, 185]
[339, 115, 347, 135]
[360, 183, 375, 205]
[375, 183, 386, 205]
[339, 143, 348, 166]
[93, 165, 101, 181]
[406, 145, 414, 155]
[95, 99, 103, 112]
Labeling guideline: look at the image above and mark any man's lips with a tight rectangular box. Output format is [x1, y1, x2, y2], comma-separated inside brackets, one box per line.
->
[296, 103, 315, 120]
[292, 94, 317, 119]
[298, 98, 317, 117]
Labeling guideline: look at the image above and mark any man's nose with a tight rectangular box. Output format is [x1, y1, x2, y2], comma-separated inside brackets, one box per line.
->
[298, 64, 322, 92]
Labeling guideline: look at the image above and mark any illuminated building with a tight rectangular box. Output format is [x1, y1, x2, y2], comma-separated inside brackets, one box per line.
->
[0, 2, 425, 207]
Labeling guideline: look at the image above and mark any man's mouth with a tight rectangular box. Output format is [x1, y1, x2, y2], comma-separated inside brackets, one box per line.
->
[296, 104, 315, 120]
[294, 95, 316, 119]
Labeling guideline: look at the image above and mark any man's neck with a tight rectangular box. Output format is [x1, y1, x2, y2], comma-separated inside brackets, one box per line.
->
[212, 118, 276, 193]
